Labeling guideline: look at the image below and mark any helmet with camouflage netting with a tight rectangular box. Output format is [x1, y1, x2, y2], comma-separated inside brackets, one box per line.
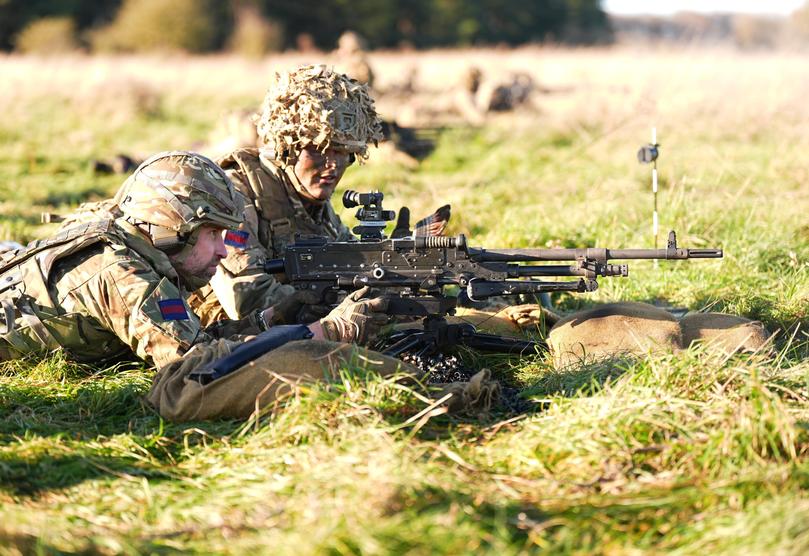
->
[256, 64, 383, 164]
[116, 151, 243, 250]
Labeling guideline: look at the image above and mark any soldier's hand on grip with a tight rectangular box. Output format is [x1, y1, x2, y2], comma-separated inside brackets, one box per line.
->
[319, 286, 390, 345]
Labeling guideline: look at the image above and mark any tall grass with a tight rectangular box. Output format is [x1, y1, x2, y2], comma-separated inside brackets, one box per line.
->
[1, 47, 807, 554]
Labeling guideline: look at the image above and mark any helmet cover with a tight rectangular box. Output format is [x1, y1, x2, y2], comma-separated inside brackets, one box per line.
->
[256, 64, 383, 164]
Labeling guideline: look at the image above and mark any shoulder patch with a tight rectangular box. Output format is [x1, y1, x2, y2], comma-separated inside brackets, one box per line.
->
[137, 277, 200, 348]
[224, 230, 249, 249]
[158, 298, 190, 321]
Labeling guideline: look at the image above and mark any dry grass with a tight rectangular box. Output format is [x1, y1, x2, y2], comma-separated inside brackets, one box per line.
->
[0, 46, 807, 554]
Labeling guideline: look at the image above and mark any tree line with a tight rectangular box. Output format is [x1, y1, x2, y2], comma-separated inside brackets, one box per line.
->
[0, 0, 612, 54]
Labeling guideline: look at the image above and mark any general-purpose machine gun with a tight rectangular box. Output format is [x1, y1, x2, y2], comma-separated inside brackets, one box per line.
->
[264, 190, 723, 358]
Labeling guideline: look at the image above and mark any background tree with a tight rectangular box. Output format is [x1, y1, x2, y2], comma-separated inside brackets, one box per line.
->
[0, 0, 612, 53]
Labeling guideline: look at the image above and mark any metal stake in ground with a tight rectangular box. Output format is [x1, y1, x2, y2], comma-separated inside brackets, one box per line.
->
[637, 128, 660, 250]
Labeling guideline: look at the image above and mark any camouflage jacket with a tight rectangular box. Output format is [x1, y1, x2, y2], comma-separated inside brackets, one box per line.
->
[54, 198, 123, 229]
[193, 148, 352, 322]
[0, 219, 261, 368]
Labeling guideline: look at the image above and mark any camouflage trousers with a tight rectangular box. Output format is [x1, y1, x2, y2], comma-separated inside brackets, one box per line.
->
[147, 339, 415, 422]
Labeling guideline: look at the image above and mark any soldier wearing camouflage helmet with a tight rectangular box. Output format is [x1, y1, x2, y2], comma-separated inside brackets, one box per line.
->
[0, 151, 404, 421]
[189, 64, 384, 324]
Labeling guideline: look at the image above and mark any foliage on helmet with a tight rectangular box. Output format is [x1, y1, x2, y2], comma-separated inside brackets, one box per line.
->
[256, 64, 383, 163]
[117, 151, 243, 236]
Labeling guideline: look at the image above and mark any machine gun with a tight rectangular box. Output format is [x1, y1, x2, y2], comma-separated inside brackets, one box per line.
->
[264, 190, 723, 358]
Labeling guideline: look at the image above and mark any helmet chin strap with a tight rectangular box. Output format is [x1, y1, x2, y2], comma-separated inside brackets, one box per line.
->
[166, 227, 199, 265]
[166, 228, 211, 291]
[284, 164, 327, 206]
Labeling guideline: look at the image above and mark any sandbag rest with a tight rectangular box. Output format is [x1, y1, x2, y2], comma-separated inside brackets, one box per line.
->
[546, 301, 770, 368]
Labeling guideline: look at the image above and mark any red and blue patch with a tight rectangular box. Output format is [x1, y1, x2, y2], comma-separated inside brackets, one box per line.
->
[224, 230, 249, 249]
[158, 299, 190, 321]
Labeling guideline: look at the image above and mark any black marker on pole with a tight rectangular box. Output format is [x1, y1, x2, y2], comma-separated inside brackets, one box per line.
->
[637, 128, 660, 253]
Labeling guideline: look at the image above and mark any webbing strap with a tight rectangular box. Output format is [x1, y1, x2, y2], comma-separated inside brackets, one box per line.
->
[18, 302, 58, 349]
[0, 220, 112, 277]
[0, 299, 15, 335]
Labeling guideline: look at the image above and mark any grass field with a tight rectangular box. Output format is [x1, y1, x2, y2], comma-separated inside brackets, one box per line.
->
[1, 46, 808, 554]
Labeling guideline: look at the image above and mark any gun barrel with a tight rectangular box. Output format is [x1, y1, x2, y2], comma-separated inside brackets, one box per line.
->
[606, 248, 723, 259]
[474, 246, 722, 262]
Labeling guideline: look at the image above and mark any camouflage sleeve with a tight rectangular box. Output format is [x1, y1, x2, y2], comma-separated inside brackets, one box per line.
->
[209, 169, 294, 319]
[60, 250, 253, 371]
[202, 310, 262, 339]
[82, 258, 215, 367]
[98, 258, 267, 368]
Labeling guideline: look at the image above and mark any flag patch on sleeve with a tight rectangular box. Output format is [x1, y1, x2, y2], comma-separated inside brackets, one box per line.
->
[224, 230, 249, 248]
[158, 299, 190, 321]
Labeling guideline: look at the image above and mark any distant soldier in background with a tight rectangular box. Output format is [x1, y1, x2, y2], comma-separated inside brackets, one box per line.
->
[453, 65, 538, 125]
[332, 30, 374, 89]
[395, 65, 538, 127]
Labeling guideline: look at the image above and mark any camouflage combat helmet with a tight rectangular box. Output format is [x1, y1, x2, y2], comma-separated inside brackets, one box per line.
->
[117, 151, 243, 251]
[256, 64, 383, 163]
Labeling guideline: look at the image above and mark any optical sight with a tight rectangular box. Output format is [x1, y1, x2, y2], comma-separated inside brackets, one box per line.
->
[342, 189, 396, 241]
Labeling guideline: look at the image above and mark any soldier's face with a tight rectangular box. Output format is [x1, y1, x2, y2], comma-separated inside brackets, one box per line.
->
[292, 146, 352, 203]
[174, 225, 228, 282]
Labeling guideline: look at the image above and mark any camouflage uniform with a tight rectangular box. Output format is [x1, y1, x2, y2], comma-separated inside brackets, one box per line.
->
[191, 65, 383, 324]
[0, 152, 258, 366]
[0, 217, 258, 367]
[0, 151, 413, 421]
[190, 148, 353, 323]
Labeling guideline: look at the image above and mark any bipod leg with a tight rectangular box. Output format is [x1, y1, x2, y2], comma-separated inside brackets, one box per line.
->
[382, 331, 435, 357]
[426, 317, 546, 355]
